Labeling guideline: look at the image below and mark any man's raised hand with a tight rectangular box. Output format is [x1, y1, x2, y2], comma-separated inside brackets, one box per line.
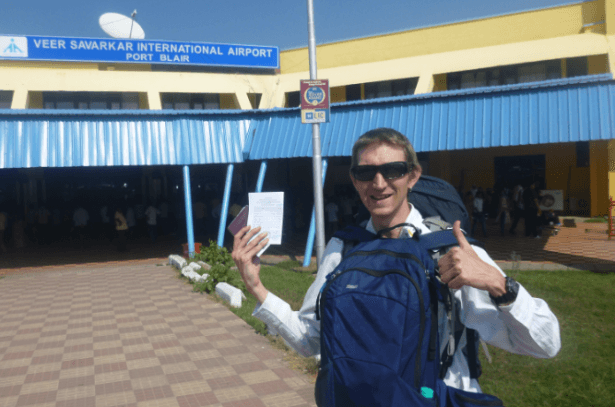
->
[231, 225, 270, 303]
[437, 221, 506, 296]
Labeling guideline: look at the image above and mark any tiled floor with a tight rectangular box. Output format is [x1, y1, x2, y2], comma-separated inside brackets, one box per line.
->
[0, 263, 317, 407]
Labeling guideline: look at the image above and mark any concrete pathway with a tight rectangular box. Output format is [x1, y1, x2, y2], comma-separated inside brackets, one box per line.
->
[0, 263, 316, 407]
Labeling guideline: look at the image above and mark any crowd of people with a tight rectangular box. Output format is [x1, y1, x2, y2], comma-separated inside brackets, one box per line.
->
[0, 194, 225, 253]
[464, 181, 561, 239]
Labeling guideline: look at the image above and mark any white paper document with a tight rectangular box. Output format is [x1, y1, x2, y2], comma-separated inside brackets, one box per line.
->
[247, 192, 284, 256]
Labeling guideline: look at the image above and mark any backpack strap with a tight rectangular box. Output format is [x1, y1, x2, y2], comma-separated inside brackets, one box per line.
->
[416, 228, 485, 381]
[332, 225, 378, 258]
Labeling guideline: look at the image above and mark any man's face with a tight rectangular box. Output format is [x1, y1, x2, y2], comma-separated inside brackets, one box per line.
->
[351, 142, 421, 227]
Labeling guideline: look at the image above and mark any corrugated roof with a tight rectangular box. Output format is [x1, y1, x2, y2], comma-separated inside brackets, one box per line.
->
[0, 114, 252, 169]
[247, 74, 615, 159]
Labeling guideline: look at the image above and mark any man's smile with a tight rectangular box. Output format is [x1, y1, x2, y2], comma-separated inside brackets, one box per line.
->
[371, 194, 392, 201]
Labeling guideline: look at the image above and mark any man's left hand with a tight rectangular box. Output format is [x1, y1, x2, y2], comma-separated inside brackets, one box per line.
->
[438, 221, 506, 297]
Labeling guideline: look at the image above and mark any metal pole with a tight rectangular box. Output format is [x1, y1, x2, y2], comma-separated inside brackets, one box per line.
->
[182, 165, 195, 257]
[303, 158, 328, 267]
[256, 160, 268, 193]
[217, 164, 234, 247]
[306, 0, 326, 266]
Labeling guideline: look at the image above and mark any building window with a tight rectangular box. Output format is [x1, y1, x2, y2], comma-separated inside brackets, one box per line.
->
[160, 93, 220, 110]
[247, 93, 262, 109]
[576, 142, 590, 167]
[447, 59, 562, 91]
[346, 84, 361, 101]
[285, 91, 300, 108]
[0, 91, 13, 109]
[567, 57, 588, 78]
[42, 92, 140, 110]
[364, 78, 418, 100]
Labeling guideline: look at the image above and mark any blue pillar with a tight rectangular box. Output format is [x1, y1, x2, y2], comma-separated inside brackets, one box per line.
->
[303, 158, 328, 267]
[182, 165, 195, 258]
[217, 164, 234, 247]
[256, 160, 267, 193]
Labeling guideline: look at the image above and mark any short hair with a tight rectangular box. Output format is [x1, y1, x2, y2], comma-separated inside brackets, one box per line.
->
[351, 128, 420, 171]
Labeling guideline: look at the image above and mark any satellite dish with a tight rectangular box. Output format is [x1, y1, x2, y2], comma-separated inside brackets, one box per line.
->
[99, 11, 145, 39]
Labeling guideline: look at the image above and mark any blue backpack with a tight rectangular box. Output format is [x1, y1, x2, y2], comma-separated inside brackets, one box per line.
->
[314, 225, 505, 407]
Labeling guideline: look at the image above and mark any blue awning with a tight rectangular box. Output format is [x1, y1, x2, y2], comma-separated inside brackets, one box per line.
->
[0, 111, 254, 169]
[247, 74, 615, 159]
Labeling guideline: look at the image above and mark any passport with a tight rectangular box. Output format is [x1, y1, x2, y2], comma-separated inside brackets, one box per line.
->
[227, 205, 249, 236]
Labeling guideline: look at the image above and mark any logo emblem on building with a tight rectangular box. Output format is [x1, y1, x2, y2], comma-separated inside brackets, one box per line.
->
[0, 37, 28, 58]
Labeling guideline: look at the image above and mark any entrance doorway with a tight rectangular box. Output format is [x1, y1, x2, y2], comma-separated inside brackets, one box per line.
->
[494, 155, 546, 190]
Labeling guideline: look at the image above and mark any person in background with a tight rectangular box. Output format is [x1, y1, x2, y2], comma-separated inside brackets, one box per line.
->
[496, 189, 511, 236]
[126, 204, 136, 239]
[145, 202, 161, 243]
[471, 190, 488, 238]
[114, 206, 128, 252]
[509, 183, 524, 235]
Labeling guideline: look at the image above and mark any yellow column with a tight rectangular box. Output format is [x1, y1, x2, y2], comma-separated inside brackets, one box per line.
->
[235, 93, 252, 110]
[147, 91, 162, 110]
[414, 73, 434, 95]
[606, 0, 615, 73]
[11, 89, 28, 109]
[607, 0, 615, 35]
[609, 140, 615, 202]
[589, 141, 609, 216]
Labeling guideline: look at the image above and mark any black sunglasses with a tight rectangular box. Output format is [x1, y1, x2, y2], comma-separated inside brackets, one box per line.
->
[350, 161, 411, 182]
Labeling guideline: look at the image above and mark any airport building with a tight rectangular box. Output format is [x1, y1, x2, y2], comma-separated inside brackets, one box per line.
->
[1, 0, 615, 253]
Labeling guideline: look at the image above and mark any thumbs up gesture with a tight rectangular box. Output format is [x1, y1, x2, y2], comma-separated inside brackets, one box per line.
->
[438, 221, 507, 297]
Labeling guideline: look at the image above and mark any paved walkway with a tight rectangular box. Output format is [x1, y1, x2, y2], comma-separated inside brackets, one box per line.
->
[0, 263, 316, 407]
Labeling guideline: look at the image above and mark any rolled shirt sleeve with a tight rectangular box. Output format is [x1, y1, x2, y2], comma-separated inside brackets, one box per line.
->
[460, 246, 561, 359]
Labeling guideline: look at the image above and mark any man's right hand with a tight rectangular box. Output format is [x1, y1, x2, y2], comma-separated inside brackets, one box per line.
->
[232, 225, 270, 304]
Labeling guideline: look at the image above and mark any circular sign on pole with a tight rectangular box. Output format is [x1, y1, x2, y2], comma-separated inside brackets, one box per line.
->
[304, 86, 326, 106]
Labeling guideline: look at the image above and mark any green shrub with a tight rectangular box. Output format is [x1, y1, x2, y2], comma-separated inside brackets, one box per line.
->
[583, 216, 608, 223]
[192, 240, 245, 294]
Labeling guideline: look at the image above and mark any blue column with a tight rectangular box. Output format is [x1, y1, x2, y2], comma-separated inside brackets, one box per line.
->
[256, 160, 267, 193]
[303, 158, 328, 267]
[182, 165, 195, 258]
[217, 164, 234, 247]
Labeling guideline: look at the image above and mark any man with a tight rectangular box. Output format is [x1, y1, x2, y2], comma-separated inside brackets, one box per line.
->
[232, 128, 560, 393]
[509, 183, 524, 235]
[145, 202, 161, 243]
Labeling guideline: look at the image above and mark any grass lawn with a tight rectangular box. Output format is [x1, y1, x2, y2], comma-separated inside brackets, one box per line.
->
[190, 262, 614, 405]
[478, 270, 615, 407]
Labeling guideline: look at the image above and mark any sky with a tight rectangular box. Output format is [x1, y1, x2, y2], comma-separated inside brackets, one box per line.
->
[2, 0, 582, 51]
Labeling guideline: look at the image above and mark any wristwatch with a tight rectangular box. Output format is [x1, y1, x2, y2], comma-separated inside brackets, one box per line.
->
[490, 277, 519, 306]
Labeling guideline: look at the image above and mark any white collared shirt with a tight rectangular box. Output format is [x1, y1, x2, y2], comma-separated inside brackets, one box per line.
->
[253, 206, 561, 392]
